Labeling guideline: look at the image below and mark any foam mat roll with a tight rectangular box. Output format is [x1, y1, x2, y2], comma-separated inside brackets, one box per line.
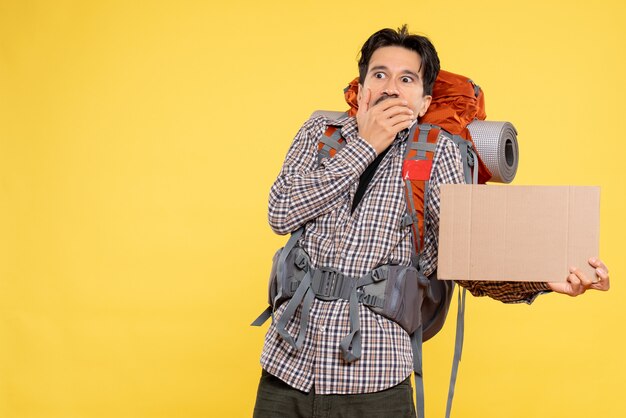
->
[468, 120, 519, 183]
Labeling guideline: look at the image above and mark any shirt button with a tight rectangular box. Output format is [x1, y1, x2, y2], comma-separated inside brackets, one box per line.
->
[340, 252, 347, 259]
[319, 326, 326, 333]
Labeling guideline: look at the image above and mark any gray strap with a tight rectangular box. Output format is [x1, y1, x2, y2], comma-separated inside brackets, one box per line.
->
[321, 132, 343, 150]
[339, 284, 361, 362]
[356, 265, 388, 287]
[412, 142, 437, 153]
[416, 125, 431, 160]
[317, 129, 344, 163]
[468, 79, 481, 97]
[251, 306, 272, 326]
[445, 287, 467, 418]
[451, 135, 478, 185]
[404, 179, 420, 257]
[401, 214, 414, 227]
[404, 123, 421, 159]
[411, 327, 425, 418]
[317, 148, 331, 162]
[469, 147, 478, 185]
[274, 270, 314, 350]
[454, 137, 472, 185]
[355, 266, 388, 309]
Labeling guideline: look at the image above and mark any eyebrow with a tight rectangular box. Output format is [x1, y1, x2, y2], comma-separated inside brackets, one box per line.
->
[369, 65, 421, 80]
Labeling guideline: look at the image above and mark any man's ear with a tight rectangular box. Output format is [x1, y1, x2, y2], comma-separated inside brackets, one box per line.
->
[418, 95, 432, 117]
[357, 83, 363, 103]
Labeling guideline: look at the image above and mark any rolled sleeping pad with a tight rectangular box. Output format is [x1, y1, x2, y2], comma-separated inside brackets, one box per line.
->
[467, 120, 518, 184]
[310, 111, 519, 184]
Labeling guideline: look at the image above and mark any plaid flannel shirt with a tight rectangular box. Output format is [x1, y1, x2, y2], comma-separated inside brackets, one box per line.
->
[260, 116, 549, 394]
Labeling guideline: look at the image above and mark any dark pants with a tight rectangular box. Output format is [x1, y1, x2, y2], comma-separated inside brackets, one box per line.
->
[253, 370, 416, 418]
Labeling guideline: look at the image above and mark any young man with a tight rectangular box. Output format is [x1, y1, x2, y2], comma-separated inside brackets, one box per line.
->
[253, 25, 610, 418]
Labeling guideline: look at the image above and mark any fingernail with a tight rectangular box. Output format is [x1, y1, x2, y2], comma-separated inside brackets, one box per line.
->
[569, 266, 575, 273]
[590, 257, 597, 263]
[596, 268, 603, 275]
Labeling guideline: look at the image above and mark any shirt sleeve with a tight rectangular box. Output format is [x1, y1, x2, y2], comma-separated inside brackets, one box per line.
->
[427, 136, 552, 304]
[268, 117, 377, 235]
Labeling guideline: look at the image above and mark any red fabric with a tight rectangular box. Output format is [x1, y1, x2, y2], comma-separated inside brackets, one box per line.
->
[402, 159, 432, 181]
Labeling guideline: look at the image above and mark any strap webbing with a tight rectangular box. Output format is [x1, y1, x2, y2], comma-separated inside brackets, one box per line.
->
[411, 327, 425, 418]
[274, 270, 314, 350]
[445, 287, 467, 418]
[416, 125, 431, 160]
[318, 128, 344, 162]
[274, 264, 391, 363]
[404, 178, 421, 260]
[455, 138, 472, 185]
[339, 286, 362, 362]
[404, 123, 420, 159]
[469, 147, 478, 185]
[251, 306, 272, 326]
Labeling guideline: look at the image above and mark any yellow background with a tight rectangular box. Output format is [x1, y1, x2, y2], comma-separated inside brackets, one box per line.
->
[1, 1, 625, 417]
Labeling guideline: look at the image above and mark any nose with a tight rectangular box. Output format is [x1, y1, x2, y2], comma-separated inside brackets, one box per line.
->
[382, 77, 400, 97]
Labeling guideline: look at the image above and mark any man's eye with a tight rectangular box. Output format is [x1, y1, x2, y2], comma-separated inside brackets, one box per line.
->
[401, 76, 413, 83]
[374, 72, 385, 79]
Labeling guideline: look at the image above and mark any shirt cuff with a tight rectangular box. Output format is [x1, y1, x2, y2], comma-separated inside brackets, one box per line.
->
[519, 282, 552, 304]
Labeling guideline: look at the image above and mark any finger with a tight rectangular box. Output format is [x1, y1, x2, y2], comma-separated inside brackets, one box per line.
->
[374, 97, 409, 112]
[381, 104, 414, 120]
[569, 266, 593, 289]
[591, 267, 610, 291]
[567, 273, 584, 296]
[588, 257, 609, 274]
[385, 119, 415, 139]
[373, 116, 413, 141]
[388, 113, 415, 129]
[364, 88, 371, 112]
[595, 267, 609, 281]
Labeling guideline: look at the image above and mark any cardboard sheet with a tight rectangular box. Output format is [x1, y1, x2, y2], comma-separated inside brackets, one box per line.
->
[437, 185, 600, 282]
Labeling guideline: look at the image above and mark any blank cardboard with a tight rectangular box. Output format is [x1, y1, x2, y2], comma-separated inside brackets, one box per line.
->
[437, 185, 600, 282]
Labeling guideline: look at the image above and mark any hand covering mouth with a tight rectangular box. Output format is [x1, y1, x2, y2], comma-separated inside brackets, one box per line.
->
[374, 93, 399, 106]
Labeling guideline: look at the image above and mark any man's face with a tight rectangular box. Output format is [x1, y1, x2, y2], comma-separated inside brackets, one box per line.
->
[358, 46, 432, 117]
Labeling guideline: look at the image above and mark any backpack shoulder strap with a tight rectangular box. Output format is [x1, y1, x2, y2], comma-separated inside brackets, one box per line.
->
[401, 123, 441, 266]
[318, 125, 346, 163]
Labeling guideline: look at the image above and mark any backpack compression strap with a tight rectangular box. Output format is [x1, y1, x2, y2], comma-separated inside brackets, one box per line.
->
[446, 286, 467, 418]
[250, 228, 304, 327]
[273, 263, 390, 363]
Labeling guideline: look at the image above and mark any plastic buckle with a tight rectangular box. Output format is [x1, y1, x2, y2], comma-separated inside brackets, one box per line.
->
[360, 293, 376, 306]
[371, 267, 388, 282]
[467, 149, 475, 167]
[418, 123, 433, 132]
[313, 268, 343, 301]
